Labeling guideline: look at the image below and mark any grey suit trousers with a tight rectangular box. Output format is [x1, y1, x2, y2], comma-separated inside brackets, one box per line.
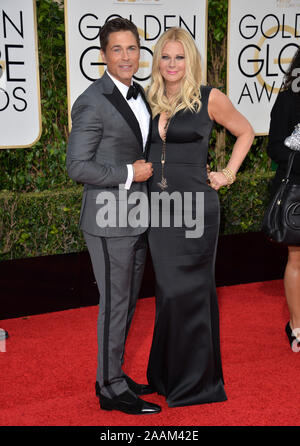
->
[83, 231, 147, 398]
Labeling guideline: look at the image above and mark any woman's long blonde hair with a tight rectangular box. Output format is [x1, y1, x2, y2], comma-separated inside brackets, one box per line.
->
[147, 27, 202, 118]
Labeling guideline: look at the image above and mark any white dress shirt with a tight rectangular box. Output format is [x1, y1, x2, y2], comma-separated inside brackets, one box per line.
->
[106, 70, 150, 190]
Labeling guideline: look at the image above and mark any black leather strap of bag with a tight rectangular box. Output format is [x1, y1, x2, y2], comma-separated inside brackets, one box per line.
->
[262, 149, 298, 240]
[272, 151, 296, 215]
[284, 151, 296, 182]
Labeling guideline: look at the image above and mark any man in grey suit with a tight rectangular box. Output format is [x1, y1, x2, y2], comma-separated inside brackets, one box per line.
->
[67, 18, 160, 415]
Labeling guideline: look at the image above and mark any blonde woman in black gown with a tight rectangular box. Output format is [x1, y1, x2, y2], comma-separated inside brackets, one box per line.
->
[146, 28, 254, 407]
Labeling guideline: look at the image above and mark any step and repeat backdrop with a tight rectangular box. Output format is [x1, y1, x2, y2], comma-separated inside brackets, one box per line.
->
[64, 0, 208, 130]
[0, 0, 299, 148]
[0, 0, 41, 148]
[228, 0, 300, 135]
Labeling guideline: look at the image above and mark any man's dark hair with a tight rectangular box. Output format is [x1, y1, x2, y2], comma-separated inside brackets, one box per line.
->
[100, 18, 140, 53]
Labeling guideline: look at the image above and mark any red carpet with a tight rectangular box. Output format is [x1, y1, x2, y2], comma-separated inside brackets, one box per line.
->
[0, 279, 300, 426]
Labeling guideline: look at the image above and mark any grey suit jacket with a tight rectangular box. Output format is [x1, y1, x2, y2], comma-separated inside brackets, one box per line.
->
[67, 72, 152, 237]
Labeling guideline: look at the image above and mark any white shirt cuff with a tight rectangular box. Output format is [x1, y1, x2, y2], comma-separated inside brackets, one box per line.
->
[124, 164, 134, 190]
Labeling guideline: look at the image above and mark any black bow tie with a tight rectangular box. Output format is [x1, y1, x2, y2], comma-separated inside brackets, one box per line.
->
[126, 83, 140, 100]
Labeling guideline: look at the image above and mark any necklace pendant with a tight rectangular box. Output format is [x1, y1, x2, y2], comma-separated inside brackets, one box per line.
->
[157, 178, 168, 190]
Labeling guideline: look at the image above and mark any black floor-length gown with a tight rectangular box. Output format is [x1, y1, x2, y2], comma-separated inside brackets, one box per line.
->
[146, 86, 227, 407]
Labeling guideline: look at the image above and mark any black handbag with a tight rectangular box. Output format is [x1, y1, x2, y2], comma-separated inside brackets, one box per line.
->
[262, 151, 300, 245]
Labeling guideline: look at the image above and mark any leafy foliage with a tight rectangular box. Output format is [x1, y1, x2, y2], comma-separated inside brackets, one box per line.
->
[0, 186, 85, 260]
[0, 0, 71, 192]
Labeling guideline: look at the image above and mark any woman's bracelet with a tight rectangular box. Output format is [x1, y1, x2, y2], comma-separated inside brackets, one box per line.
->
[221, 168, 236, 185]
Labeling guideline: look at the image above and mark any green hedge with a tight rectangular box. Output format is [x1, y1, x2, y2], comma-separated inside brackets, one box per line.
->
[219, 170, 274, 234]
[0, 171, 274, 261]
[0, 187, 85, 261]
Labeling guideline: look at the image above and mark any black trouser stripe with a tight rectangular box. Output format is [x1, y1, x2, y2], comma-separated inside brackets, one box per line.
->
[100, 238, 115, 398]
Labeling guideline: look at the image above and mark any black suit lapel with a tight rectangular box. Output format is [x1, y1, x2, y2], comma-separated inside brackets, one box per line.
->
[103, 86, 144, 149]
[138, 84, 153, 159]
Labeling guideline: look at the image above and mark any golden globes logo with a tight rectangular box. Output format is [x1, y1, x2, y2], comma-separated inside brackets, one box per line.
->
[237, 13, 300, 104]
[253, 24, 300, 95]
[78, 13, 196, 83]
[0, 11, 28, 113]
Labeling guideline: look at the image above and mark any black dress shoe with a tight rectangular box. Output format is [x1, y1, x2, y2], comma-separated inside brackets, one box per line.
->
[95, 375, 154, 397]
[285, 322, 300, 352]
[98, 390, 161, 415]
[124, 375, 154, 395]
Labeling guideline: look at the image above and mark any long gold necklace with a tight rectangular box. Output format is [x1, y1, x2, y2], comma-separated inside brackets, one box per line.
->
[157, 116, 170, 190]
